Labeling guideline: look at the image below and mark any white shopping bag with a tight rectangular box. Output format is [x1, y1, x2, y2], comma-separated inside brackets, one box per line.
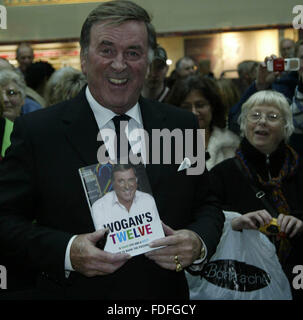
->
[186, 211, 292, 300]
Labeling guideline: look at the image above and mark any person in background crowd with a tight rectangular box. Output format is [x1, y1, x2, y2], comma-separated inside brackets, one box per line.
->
[0, 0, 224, 300]
[0, 69, 41, 121]
[236, 60, 259, 96]
[166, 56, 197, 90]
[16, 43, 34, 76]
[165, 69, 178, 89]
[141, 45, 170, 102]
[280, 38, 295, 59]
[198, 59, 214, 79]
[0, 88, 36, 292]
[216, 78, 240, 116]
[228, 55, 298, 136]
[0, 87, 36, 292]
[210, 90, 303, 300]
[0, 69, 26, 122]
[44, 66, 87, 106]
[176, 56, 197, 79]
[24, 61, 55, 108]
[166, 75, 240, 170]
[0, 58, 42, 114]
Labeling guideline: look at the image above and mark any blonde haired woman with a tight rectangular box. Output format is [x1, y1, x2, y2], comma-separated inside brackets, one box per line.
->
[44, 67, 87, 106]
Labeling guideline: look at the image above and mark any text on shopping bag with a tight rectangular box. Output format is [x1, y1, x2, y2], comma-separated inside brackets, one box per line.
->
[202, 259, 271, 292]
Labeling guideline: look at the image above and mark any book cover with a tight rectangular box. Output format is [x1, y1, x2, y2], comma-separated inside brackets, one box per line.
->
[79, 162, 165, 256]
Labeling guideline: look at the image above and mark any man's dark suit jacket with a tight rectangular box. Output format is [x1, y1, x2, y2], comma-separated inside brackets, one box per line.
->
[0, 87, 224, 300]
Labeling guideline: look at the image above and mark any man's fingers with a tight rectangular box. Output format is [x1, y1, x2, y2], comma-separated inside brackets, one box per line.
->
[70, 231, 131, 277]
[88, 256, 131, 276]
[149, 222, 178, 248]
[149, 233, 178, 248]
[74, 250, 131, 277]
[146, 250, 190, 270]
[87, 228, 109, 244]
[145, 229, 202, 272]
[146, 245, 177, 257]
[161, 221, 175, 236]
[147, 253, 175, 262]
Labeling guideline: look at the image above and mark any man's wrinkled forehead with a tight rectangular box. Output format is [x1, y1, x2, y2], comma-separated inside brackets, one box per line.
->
[90, 19, 148, 43]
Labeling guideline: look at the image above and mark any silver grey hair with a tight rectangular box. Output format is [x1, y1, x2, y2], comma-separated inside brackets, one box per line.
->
[238, 90, 294, 142]
[0, 69, 26, 99]
[175, 56, 195, 71]
[80, 0, 156, 63]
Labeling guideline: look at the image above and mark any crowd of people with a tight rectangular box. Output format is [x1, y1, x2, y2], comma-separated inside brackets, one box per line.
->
[0, 0, 302, 301]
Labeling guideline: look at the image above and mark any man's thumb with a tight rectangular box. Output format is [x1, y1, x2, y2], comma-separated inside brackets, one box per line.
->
[88, 228, 109, 244]
[161, 221, 175, 236]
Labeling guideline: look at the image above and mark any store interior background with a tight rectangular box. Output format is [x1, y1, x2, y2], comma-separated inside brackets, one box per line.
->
[0, 0, 300, 78]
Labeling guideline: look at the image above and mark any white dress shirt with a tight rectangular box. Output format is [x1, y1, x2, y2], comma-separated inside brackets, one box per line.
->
[86, 87, 147, 163]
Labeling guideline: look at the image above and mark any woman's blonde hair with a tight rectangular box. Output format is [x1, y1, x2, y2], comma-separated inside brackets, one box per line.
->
[44, 67, 87, 106]
[238, 90, 294, 141]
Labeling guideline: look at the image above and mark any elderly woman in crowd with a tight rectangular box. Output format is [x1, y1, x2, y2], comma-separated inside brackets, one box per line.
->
[167, 75, 240, 170]
[44, 66, 87, 106]
[0, 70, 42, 292]
[209, 90, 303, 300]
[0, 69, 26, 122]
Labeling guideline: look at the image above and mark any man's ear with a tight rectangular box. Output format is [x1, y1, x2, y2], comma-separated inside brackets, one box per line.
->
[144, 64, 151, 79]
[80, 52, 87, 76]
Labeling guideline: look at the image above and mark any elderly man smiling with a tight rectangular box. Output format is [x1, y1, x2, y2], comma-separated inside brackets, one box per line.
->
[0, 0, 224, 300]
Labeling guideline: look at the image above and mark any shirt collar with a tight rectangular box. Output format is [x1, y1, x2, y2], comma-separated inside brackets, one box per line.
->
[85, 86, 142, 129]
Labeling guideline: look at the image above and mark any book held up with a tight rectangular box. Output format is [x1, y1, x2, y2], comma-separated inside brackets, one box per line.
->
[79, 162, 165, 256]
